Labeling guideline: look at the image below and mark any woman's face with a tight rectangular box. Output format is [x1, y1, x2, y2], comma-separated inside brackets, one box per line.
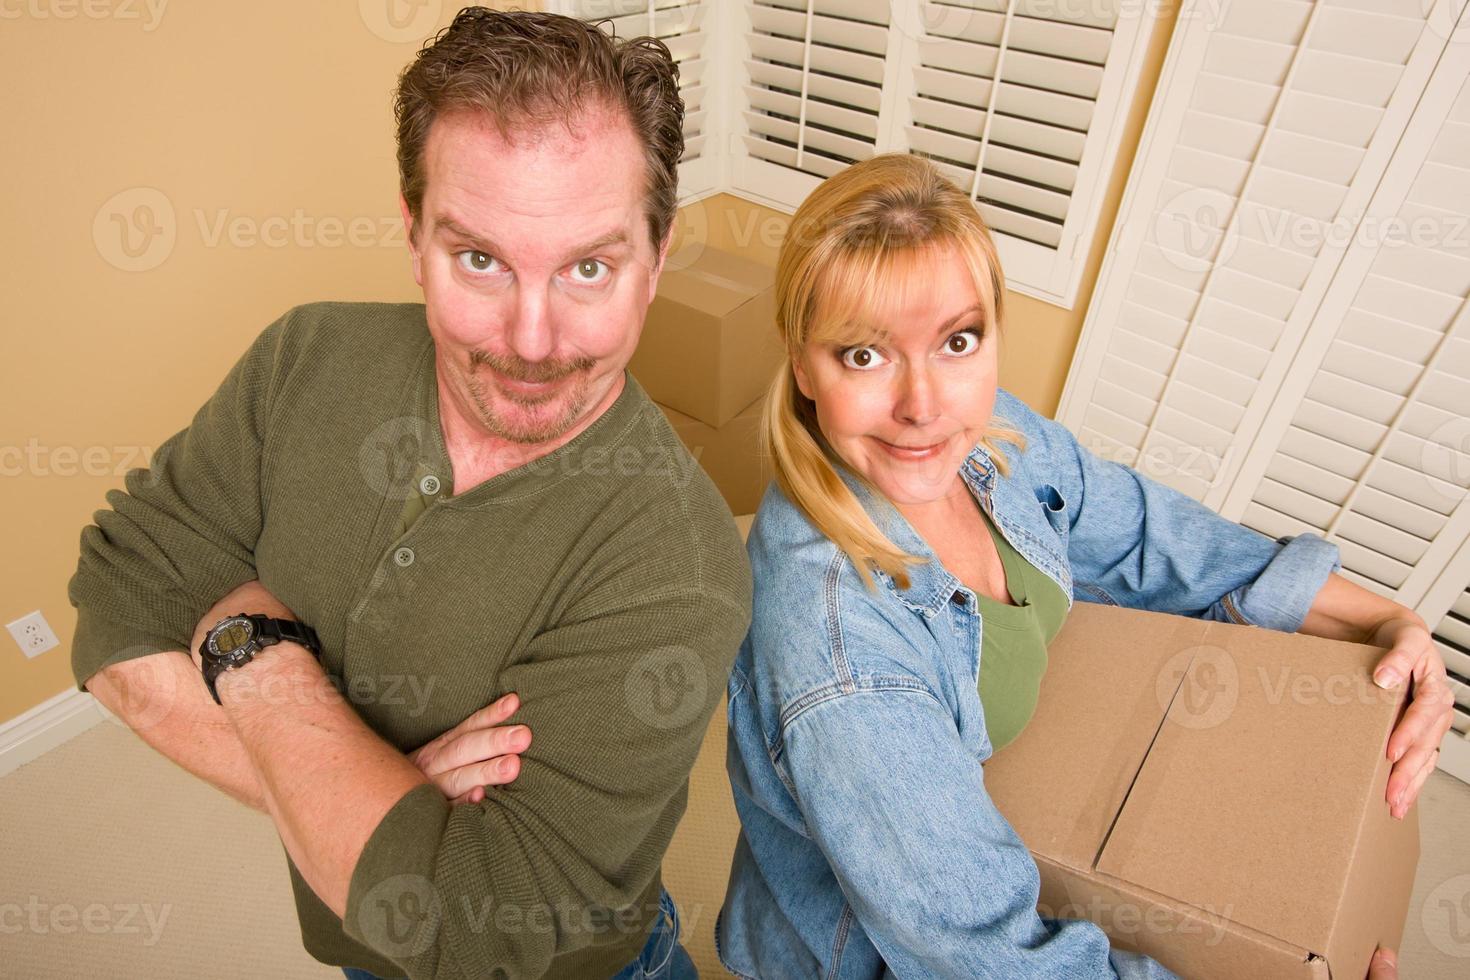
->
[793, 245, 999, 508]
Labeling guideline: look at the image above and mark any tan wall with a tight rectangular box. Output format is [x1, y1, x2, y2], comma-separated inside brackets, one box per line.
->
[0, 2, 1177, 726]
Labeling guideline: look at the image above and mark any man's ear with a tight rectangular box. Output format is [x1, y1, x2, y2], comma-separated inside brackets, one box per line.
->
[398, 193, 423, 287]
[647, 225, 674, 306]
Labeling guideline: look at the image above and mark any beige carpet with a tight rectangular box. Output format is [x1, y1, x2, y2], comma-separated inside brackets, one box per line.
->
[2, 712, 1469, 978]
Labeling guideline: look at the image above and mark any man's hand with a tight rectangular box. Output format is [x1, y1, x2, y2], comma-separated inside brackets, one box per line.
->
[1370, 616, 1455, 819]
[191, 580, 530, 805]
[411, 693, 532, 804]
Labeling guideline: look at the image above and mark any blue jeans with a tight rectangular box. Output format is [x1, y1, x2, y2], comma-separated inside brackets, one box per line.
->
[342, 887, 697, 980]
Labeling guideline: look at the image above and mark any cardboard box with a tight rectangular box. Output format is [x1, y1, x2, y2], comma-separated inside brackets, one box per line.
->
[984, 603, 1419, 980]
[633, 246, 784, 428]
[658, 397, 771, 517]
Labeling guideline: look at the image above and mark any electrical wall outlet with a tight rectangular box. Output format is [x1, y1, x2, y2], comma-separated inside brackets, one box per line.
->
[6, 611, 60, 658]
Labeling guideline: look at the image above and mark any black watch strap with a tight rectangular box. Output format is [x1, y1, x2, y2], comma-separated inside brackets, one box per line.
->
[203, 658, 230, 706]
[254, 617, 322, 657]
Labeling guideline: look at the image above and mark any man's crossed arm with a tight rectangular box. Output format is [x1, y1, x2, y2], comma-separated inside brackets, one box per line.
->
[86, 577, 528, 843]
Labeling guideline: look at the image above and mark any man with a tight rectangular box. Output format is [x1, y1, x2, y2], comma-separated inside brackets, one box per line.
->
[68, 9, 750, 979]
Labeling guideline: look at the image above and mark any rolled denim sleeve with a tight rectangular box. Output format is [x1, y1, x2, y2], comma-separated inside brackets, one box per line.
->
[1005, 393, 1341, 632]
[779, 683, 1176, 980]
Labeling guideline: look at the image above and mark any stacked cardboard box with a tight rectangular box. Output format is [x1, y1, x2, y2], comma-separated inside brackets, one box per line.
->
[984, 602, 1420, 980]
[633, 246, 781, 514]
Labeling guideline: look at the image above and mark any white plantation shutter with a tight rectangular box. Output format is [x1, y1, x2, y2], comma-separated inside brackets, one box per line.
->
[729, 0, 1158, 307]
[734, 0, 894, 189]
[1416, 544, 1470, 783]
[902, 1, 1152, 304]
[1223, 38, 1470, 604]
[557, 0, 722, 198]
[1059, 0, 1457, 505]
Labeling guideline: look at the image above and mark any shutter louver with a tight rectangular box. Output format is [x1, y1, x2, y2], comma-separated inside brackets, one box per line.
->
[904, 0, 1119, 252]
[1432, 588, 1470, 738]
[741, 0, 891, 180]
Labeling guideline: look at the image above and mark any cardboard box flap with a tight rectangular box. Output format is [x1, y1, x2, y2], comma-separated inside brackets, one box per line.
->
[1037, 856, 1329, 980]
[1321, 725, 1419, 978]
[656, 248, 775, 316]
[1094, 623, 1405, 956]
[984, 604, 1214, 872]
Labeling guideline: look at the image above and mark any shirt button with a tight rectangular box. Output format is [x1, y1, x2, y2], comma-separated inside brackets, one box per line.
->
[419, 475, 441, 496]
[951, 591, 965, 605]
[393, 547, 415, 567]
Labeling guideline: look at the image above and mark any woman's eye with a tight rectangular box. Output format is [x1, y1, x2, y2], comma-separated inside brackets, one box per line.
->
[840, 346, 887, 370]
[570, 258, 610, 285]
[457, 250, 501, 274]
[945, 329, 982, 355]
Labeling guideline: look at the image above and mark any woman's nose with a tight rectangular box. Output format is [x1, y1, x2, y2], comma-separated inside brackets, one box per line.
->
[894, 366, 939, 426]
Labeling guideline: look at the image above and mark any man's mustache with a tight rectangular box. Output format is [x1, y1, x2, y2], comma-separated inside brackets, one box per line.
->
[469, 349, 596, 383]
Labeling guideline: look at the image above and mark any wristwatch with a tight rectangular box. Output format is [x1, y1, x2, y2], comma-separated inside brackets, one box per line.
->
[198, 613, 322, 705]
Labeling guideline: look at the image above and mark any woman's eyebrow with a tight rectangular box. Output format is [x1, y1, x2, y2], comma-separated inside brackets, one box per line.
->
[934, 303, 984, 334]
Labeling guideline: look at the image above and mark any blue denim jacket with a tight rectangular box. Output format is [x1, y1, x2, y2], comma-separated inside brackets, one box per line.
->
[716, 389, 1342, 979]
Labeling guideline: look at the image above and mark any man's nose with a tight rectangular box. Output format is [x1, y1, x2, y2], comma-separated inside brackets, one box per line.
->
[895, 364, 939, 426]
[505, 286, 555, 363]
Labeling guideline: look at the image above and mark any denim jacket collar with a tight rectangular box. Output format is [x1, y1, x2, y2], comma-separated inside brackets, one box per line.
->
[833, 443, 1012, 619]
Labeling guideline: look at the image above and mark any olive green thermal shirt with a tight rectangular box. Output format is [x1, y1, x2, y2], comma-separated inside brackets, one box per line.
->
[975, 508, 1068, 752]
[67, 302, 753, 980]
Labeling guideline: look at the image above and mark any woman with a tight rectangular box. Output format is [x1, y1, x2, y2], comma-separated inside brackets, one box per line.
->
[715, 154, 1448, 978]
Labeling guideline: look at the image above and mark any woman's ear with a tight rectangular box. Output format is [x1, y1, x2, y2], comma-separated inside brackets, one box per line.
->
[792, 356, 815, 401]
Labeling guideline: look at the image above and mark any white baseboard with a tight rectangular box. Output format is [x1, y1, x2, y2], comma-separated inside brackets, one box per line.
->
[0, 689, 109, 779]
[1440, 729, 1470, 787]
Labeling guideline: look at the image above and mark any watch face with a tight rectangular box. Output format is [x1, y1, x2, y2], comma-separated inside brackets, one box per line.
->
[208, 617, 256, 659]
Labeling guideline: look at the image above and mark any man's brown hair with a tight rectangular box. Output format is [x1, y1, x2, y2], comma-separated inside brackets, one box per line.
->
[394, 7, 685, 253]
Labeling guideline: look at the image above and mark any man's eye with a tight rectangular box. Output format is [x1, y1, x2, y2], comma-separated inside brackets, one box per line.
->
[457, 251, 501, 274]
[945, 329, 982, 355]
[570, 258, 610, 285]
[840, 346, 887, 370]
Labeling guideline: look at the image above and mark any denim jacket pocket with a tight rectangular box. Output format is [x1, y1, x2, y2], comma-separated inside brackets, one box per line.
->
[1036, 482, 1068, 540]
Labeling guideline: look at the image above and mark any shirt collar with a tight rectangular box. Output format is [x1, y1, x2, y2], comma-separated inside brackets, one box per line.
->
[833, 442, 1001, 617]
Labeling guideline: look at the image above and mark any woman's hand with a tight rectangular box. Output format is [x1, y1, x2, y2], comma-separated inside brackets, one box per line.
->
[1366, 946, 1398, 979]
[1371, 616, 1455, 819]
[410, 693, 532, 804]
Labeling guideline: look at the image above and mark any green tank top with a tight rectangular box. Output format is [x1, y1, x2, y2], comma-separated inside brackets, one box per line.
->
[974, 507, 1069, 752]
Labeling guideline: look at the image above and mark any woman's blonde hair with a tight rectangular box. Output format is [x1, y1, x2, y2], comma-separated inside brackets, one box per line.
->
[764, 153, 1026, 592]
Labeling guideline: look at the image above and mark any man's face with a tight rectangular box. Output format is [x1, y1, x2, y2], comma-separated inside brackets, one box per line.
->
[401, 105, 668, 446]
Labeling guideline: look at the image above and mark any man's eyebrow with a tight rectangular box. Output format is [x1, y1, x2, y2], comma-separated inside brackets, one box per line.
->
[432, 216, 632, 263]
